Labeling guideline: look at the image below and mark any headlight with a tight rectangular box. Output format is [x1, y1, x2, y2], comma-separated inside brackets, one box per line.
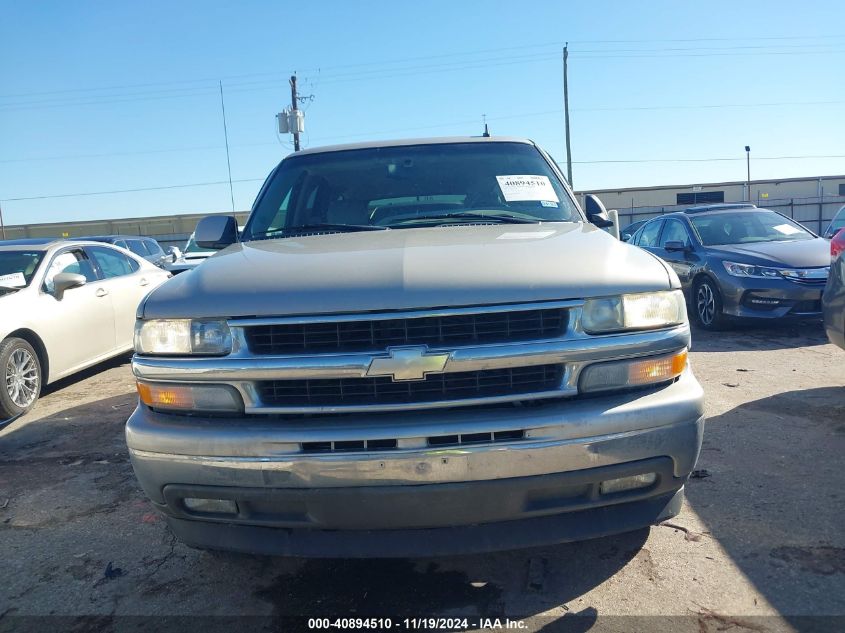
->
[581, 290, 686, 334]
[134, 319, 232, 355]
[722, 261, 782, 278]
[722, 261, 829, 281]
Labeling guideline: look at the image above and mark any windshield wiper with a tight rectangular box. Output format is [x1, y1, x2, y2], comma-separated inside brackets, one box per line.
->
[395, 211, 540, 226]
[251, 223, 389, 239]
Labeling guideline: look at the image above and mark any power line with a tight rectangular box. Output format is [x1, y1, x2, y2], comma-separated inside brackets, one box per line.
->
[0, 178, 265, 202]
[2, 37, 843, 109]
[3, 99, 844, 164]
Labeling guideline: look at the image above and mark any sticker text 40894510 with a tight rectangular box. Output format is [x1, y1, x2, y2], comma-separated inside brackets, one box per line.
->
[496, 175, 559, 203]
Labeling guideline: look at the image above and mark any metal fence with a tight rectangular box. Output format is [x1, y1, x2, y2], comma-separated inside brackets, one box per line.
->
[615, 195, 845, 235]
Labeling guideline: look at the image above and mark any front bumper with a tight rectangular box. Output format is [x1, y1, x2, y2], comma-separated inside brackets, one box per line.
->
[127, 370, 704, 555]
[715, 271, 826, 319]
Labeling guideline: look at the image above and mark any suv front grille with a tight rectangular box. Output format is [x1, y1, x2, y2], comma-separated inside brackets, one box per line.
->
[258, 364, 564, 408]
[245, 308, 567, 355]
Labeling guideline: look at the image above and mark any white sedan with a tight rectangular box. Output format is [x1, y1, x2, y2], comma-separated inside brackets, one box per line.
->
[0, 238, 171, 419]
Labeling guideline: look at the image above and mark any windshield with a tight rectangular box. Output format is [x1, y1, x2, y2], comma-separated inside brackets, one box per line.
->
[0, 251, 45, 290]
[690, 210, 814, 246]
[244, 142, 580, 240]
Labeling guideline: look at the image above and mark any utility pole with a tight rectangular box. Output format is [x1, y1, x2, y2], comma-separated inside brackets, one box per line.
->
[745, 145, 751, 202]
[563, 43, 573, 187]
[290, 75, 301, 152]
[0, 202, 6, 240]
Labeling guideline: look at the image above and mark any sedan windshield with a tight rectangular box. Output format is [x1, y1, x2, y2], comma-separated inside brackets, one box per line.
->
[0, 251, 44, 290]
[690, 210, 814, 246]
[244, 142, 580, 240]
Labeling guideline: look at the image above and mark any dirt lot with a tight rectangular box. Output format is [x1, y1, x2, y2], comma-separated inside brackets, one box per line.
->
[1, 321, 843, 632]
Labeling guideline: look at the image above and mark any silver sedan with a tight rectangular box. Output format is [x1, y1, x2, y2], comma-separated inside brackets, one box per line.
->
[0, 238, 171, 419]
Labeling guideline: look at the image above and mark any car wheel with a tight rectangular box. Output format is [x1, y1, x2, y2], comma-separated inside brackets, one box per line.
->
[0, 337, 42, 419]
[694, 278, 726, 330]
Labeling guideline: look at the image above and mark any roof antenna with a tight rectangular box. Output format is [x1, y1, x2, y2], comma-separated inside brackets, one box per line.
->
[482, 114, 490, 137]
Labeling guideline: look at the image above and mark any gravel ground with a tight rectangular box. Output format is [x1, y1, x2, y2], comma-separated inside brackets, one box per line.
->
[1, 320, 843, 632]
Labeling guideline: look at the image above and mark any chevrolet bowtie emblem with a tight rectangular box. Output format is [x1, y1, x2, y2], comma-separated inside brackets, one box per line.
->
[366, 346, 450, 382]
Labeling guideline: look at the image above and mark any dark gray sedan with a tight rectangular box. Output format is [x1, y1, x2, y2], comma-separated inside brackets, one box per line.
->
[629, 204, 830, 330]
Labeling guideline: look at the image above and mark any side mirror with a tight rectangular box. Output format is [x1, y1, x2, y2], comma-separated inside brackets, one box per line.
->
[195, 215, 238, 250]
[664, 241, 689, 252]
[584, 194, 614, 228]
[167, 246, 183, 261]
[53, 272, 86, 299]
[620, 233, 633, 242]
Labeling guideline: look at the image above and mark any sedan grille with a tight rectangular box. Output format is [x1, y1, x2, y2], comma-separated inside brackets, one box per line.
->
[258, 365, 564, 408]
[245, 308, 567, 355]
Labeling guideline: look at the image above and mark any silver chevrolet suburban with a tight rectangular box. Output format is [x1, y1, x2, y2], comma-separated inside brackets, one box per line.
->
[126, 137, 705, 557]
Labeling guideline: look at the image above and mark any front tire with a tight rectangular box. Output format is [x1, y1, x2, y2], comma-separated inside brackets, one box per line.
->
[694, 278, 727, 330]
[0, 337, 42, 419]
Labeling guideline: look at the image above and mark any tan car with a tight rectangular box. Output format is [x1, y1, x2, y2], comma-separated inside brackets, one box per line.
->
[0, 238, 171, 419]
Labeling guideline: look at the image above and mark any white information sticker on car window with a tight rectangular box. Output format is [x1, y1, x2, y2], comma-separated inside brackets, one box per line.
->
[496, 175, 559, 203]
[0, 272, 27, 288]
[773, 223, 802, 235]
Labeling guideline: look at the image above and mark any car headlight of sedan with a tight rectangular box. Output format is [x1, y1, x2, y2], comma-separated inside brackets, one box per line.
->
[722, 261, 783, 278]
[134, 319, 232, 355]
[722, 261, 829, 281]
[581, 290, 686, 334]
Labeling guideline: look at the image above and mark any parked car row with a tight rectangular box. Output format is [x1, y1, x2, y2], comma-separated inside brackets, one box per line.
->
[0, 238, 171, 419]
[619, 202, 843, 349]
[624, 203, 831, 330]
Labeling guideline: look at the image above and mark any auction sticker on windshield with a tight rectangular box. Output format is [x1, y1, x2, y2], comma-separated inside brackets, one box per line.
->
[773, 223, 802, 235]
[496, 175, 559, 203]
[0, 272, 27, 288]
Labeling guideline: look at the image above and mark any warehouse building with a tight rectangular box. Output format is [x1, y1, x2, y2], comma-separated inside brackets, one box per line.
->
[0, 210, 250, 248]
[579, 174, 845, 234]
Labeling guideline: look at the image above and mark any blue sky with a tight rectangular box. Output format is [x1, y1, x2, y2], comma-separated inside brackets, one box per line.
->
[1, 0, 844, 225]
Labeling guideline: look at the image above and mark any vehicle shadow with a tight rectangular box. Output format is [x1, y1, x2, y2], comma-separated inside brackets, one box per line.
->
[40, 352, 133, 397]
[686, 386, 845, 627]
[246, 530, 648, 624]
[690, 318, 830, 352]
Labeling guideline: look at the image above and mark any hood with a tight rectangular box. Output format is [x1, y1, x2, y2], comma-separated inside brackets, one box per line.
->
[707, 238, 831, 268]
[140, 223, 674, 319]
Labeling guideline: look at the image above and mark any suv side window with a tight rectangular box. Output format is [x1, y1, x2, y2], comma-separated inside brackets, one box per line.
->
[659, 219, 691, 248]
[125, 239, 149, 257]
[637, 220, 663, 247]
[144, 239, 163, 256]
[87, 246, 140, 279]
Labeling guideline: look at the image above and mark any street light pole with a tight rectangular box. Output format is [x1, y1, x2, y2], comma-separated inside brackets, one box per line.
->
[745, 145, 751, 202]
[0, 202, 6, 240]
